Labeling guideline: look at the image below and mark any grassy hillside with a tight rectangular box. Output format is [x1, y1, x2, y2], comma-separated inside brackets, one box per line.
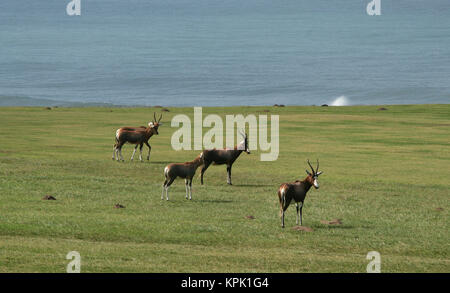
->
[0, 105, 448, 272]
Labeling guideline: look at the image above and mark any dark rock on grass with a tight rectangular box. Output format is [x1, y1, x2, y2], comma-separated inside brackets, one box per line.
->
[115, 203, 125, 209]
[161, 108, 170, 112]
[320, 219, 343, 225]
[262, 109, 270, 112]
[378, 107, 388, 111]
[44, 107, 52, 110]
[245, 215, 255, 220]
[292, 226, 313, 232]
[273, 104, 285, 107]
[42, 195, 56, 200]
[321, 104, 328, 107]
[435, 207, 444, 211]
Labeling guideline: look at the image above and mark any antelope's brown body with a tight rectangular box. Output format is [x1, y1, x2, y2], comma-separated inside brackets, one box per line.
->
[200, 132, 250, 185]
[165, 155, 203, 180]
[277, 159, 323, 228]
[278, 179, 313, 207]
[162, 154, 204, 201]
[112, 113, 162, 161]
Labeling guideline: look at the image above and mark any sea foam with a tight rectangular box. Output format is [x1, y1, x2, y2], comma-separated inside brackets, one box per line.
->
[330, 96, 350, 106]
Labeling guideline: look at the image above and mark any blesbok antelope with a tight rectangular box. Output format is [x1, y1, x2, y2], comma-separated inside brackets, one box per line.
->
[112, 113, 162, 162]
[162, 153, 204, 201]
[277, 159, 323, 228]
[200, 130, 250, 185]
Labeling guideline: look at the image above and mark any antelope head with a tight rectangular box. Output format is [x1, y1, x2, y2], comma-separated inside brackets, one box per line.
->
[305, 159, 323, 189]
[238, 130, 251, 154]
[148, 112, 163, 135]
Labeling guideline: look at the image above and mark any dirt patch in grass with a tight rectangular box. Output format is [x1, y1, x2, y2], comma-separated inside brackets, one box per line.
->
[42, 195, 56, 200]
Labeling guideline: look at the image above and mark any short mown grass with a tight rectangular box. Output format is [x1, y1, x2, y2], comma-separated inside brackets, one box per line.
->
[0, 105, 448, 272]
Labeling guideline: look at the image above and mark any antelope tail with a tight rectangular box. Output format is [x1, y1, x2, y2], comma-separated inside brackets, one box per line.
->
[164, 166, 169, 178]
[278, 185, 287, 217]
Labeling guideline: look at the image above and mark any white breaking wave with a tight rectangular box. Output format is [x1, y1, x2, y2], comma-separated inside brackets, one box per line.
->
[330, 96, 350, 106]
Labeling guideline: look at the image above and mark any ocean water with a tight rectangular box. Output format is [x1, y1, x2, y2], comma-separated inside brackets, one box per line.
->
[0, 0, 449, 107]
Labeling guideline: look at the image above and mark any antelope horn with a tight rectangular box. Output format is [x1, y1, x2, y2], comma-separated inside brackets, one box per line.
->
[158, 113, 162, 123]
[316, 159, 319, 173]
[153, 112, 156, 122]
[307, 159, 315, 174]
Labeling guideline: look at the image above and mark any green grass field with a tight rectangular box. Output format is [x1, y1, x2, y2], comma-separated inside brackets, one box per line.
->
[0, 105, 448, 273]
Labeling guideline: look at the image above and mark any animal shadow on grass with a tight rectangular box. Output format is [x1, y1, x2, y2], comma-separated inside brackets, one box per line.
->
[234, 184, 272, 187]
[195, 199, 233, 204]
[317, 225, 354, 230]
[147, 161, 173, 165]
[315, 222, 356, 230]
[291, 225, 356, 232]
[160, 195, 233, 204]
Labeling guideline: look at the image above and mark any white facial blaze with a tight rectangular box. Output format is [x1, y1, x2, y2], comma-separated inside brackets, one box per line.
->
[314, 178, 319, 188]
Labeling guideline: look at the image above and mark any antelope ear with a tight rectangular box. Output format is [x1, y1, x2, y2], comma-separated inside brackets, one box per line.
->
[305, 169, 311, 175]
[316, 171, 323, 176]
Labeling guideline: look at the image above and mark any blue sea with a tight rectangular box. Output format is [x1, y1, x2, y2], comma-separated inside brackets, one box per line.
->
[0, 0, 449, 107]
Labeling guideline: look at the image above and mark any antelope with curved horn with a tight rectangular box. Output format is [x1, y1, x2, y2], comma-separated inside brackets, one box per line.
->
[162, 153, 204, 201]
[112, 113, 162, 162]
[277, 159, 323, 228]
[200, 130, 250, 185]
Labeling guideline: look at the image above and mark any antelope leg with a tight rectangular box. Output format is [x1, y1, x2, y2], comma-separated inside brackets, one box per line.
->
[280, 194, 285, 228]
[114, 147, 119, 161]
[162, 180, 167, 200]
[145, 142, 151, 160]
[200, 161, 211, 185]
[299, 203, 303, 226]
[130, 145, 138, 161]
[165, 178, 175, 201]
[118, 146, 124, 161]
[189, 179, 192, 200]
[226, 165, 232, 185]
[282, 197, 291, 228]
